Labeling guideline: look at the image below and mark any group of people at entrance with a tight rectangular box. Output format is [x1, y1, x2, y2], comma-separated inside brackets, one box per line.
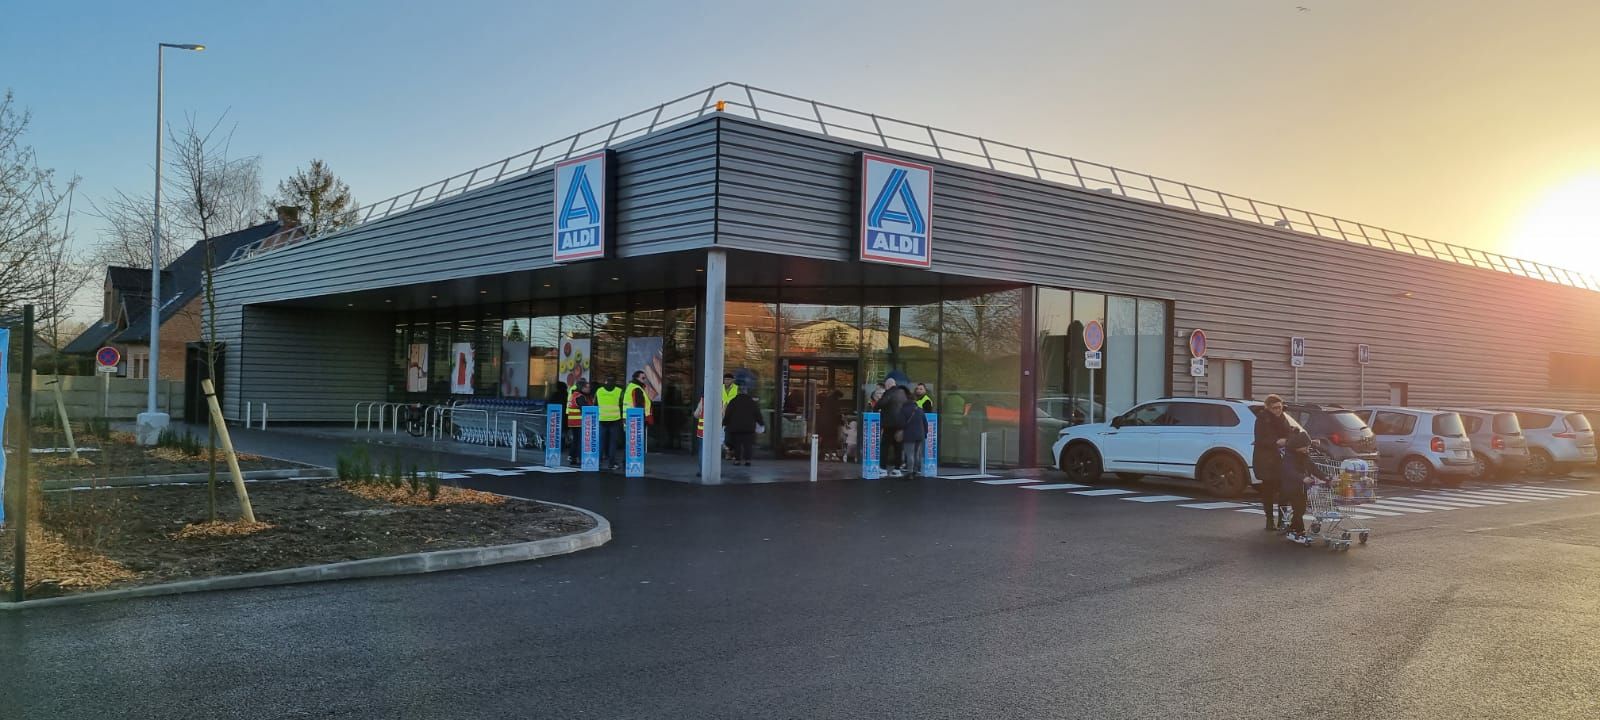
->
[692, 374, 763, 469]
[1253, 393, 1330, 546]
[557, 371, 653, 471]
[867, 378, 934, 479]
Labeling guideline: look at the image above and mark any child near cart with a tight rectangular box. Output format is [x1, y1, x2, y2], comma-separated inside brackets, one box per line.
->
[1280, 431, 1326, 545]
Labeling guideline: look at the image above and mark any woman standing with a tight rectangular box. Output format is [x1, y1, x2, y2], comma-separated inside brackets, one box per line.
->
[1253, 394, 1294, 531]
[723, 391, 762, 466]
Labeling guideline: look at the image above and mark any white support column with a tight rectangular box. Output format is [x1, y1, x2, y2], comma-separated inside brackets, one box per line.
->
[700, 249, 727, 484]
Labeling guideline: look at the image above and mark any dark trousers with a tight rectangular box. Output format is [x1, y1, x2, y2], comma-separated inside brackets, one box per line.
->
[727, 431, 755, 463]
[600, 421, 622, 467]
[901, 441, 923, 475]
[565, 426, 581, 463]
[1258, 478, 1279, 526]
[882, 429, 902, 468]
[1283, 482, 1308, 534]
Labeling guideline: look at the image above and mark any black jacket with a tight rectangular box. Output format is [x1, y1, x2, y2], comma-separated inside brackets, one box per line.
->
[878, 385, 911, 429]
[1253, 410, 1294, 484]
[723, 394, 762, 434]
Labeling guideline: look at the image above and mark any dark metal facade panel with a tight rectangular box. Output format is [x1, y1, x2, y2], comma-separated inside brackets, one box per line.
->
[713, 116, 1600, 410]
[233, 307, 391, 422]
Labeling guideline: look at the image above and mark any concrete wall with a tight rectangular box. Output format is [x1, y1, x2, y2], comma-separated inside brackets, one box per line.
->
[8, 374, 180, 422]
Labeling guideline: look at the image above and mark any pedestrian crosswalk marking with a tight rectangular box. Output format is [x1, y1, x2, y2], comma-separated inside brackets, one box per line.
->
[945, 474, 1002, 480]
[1358, 502, 1433, 513]
[1179, 501, 1252, 510]
[1070, 488, 1138, 496]
[464, 468, 525, 476]
[1404, 494, 1503, 506]
[1336, 506, 1404, 517]
[977, 478, 1038, 485]
[1437, 490, 1533, 502]
[1378, 497, 1484, 510]
[1122, 495, 1190, 503]
[1495, 487, 1591, 498]
[1022, 483, 1088, 490]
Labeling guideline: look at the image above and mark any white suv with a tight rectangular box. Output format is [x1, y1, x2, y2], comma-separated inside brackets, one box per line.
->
[1052, 398, 1260, 496]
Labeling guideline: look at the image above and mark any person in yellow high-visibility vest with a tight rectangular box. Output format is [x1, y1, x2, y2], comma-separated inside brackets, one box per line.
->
[565, 381, 592, 465]
[625, 371, 654, 421]
[594, 376, 624, 470]
[718, 373, 738, 460]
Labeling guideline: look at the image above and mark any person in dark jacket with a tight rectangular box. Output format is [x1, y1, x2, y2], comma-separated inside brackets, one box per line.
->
[1253, 394, 1294, 531]
[877, 377, 912, 476]
[898, 400, 929, 479]
[723, 392, 762, 466]
[1281, 428, 1325, 544]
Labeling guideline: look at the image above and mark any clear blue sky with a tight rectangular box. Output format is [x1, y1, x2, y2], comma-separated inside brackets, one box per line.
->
[6, 0, 1599, 293]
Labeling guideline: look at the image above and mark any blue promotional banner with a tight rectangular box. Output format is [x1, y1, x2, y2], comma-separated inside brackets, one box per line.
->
[861, 411, 882, 480]
[544, 404, 563, 467]
[921, 412, 939, 478]
[0, 328, 9, 525]
[580, 405, 600, 472]
[625, 408, 645, 478]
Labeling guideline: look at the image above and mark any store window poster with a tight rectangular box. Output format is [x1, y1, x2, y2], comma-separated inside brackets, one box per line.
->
[450, 342, 475, 395]
[407, 343, 429, 392]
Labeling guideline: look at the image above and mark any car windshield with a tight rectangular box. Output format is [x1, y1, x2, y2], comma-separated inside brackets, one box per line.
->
[1432, 413, 1466, 436]
[1565, 413, 1594, 432]
[1492, 413, 1521, 435]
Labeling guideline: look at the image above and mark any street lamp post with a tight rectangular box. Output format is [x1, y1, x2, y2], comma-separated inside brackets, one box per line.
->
[139, 41, 204, 445]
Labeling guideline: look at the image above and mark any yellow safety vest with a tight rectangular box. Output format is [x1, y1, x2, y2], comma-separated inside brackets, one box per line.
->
[915, 395, 933, 410]
[595, 387, 623, 421]
[721, 383, 738, 406]
[625, 382, 653, 416]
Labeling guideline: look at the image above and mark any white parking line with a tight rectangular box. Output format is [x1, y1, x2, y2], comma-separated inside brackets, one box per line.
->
[945, 474, 1002, 480]
[977, 478, 1038, 485]
[1397, 494, 1502, 506]
[1070, 488, 1138, 496]
[1121, 495, 1191, 503]
[1335, 506, 1404, 517]
[1179, 501, 1253, 510]
[464, 468, 526, 476]
[1022, 483, 1087, 490]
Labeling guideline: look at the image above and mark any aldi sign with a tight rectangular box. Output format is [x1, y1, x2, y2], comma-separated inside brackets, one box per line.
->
[552, 150, 612, 263]
[858, 153, 933, 268]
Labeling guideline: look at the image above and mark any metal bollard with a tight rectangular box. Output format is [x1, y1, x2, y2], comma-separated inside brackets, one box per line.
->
[260, 403, 268, 430]
[245, 402, 252, 428]
[809, 434, 819, 482]
[979, 431, 990, 476]
[510, 421, 518, 462]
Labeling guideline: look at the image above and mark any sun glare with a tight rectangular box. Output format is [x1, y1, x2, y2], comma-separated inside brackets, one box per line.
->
[1508, 173, 1600, 277]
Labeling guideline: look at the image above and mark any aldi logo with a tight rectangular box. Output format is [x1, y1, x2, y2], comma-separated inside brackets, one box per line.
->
[858, 153, 933, 268]
[552, 150, 612, 263]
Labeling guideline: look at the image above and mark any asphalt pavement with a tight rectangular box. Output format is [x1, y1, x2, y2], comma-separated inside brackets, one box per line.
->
[2, 430, 1597, 719]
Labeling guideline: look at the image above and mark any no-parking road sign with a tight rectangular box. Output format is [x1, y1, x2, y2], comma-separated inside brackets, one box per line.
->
[1188, 329, 1208, 359]
[1083, 320, 1105, 353]
[96, 346, 121, 373]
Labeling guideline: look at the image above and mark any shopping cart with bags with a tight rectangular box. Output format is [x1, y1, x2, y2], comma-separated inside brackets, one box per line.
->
[1305, 449, 1377, 550]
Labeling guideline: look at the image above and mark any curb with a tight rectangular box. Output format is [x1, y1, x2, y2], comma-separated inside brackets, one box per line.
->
[0, 500, 610, 611]
[42, 466, 330, 491]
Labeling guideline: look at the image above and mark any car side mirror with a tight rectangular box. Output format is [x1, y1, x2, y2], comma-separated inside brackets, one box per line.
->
[1111, 417, 1125, 429]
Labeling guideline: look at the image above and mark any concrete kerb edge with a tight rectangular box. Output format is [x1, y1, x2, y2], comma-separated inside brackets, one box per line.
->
[0, 500, 611, 611]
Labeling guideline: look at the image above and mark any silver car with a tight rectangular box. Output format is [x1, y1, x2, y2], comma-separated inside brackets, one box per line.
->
[1485, 408, 1598, 475]
[1354, 407, 1475, 486]
[1441, 408, 1529, 480]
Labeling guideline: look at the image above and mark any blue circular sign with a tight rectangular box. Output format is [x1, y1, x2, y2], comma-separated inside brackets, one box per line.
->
[1083, 320, 1105, 352]
[96, 346, 121, 368]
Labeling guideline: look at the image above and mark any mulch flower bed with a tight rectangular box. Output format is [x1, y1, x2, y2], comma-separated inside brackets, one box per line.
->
[1, 481, 596, 600]
[31, 431, 302, 482]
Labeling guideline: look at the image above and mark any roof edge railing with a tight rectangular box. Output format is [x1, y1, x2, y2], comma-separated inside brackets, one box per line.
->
[222, 82, 1600, 293]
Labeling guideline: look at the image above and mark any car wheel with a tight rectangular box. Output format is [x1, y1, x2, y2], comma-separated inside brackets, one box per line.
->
[1115, 472, 1143, 482]
[1198, 454, 1248, 497]
[1401, 457, 1434, 485]
[1470, 453, 1489, 482]
[1528, 449, 1555, 477]
[1060, 444, 1103, 484]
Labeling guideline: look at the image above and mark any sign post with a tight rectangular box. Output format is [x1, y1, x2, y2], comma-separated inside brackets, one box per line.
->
[544, 404, 563, 468]
[96, 346, 121, 417]
[861, 411, 882, 480]
[625, 408, 646, 478]
[1290, 336, 1307, 402]
[1084, 320, 1104, 424]
[579, 405, 600, 472]
[1188, 329, 1208, 396]
[1357, 344, 1371, 405]
[921, 413, 939, 478]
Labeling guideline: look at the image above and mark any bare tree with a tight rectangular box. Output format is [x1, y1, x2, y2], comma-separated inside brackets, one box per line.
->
[0, 90, 79, 325]
[270, 158, 357, 236]
[166, 112, 264, 242]
[88, 189, 185, 268]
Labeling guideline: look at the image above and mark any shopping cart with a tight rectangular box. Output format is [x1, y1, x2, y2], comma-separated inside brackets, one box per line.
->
[1304, 449, 1377, 551]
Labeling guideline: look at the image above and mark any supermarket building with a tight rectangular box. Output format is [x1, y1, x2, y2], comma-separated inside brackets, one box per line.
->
[211, 83, 1600, 483]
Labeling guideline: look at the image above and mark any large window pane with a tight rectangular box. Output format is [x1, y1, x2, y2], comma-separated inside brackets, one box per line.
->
[941, 288, 1023, 466]
[725, 299, 779, 446]
[1136, 298, 1168, 403]
[1035, 288, 1073, 464]
[527, 312, 561, 401]
[501, 316, 530, 398]
[1106, 296, 1137, 419]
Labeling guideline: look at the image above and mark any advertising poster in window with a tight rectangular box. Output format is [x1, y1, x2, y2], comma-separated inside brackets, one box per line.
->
[624, 337, 664, 400]
[406, 343, 429, 392]
[450, 342, 475, 395]
[559, 338, 591, 388]
[500, 340, 529, 397]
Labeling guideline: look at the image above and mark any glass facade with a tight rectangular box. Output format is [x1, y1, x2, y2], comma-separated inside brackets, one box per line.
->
[386, 283, 1170, 469]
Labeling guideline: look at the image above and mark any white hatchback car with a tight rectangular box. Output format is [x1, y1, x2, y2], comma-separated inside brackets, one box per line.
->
[1052, 398, 1261, 496]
